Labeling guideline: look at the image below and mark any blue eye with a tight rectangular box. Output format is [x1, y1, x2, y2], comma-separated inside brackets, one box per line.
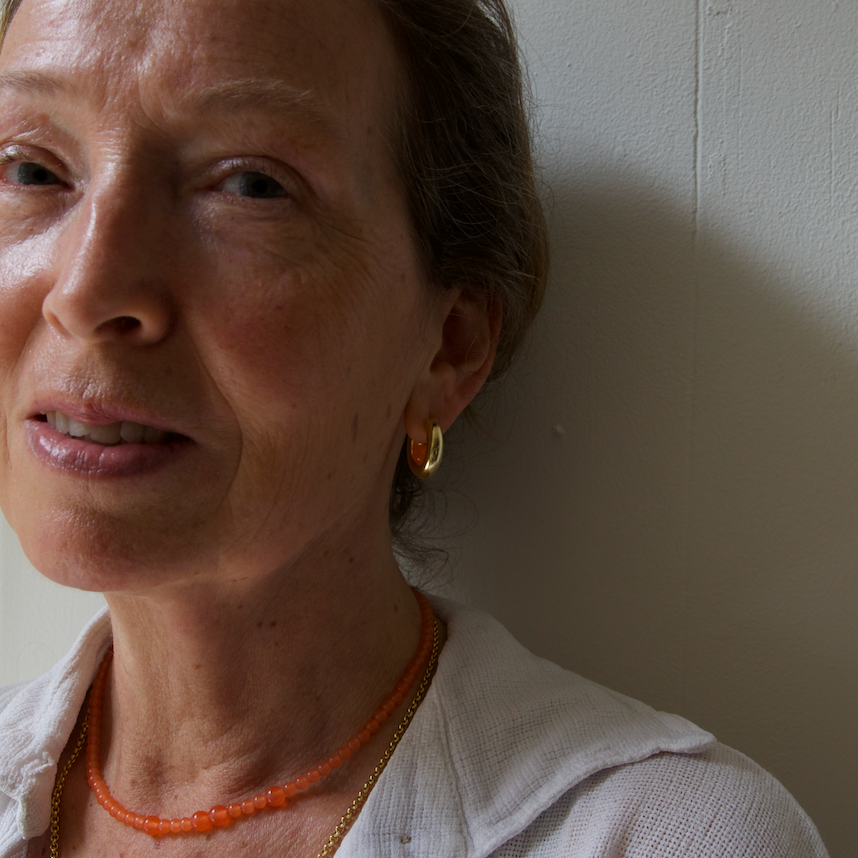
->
[220, 171, 286, 199]
[5, 161, 62, 186]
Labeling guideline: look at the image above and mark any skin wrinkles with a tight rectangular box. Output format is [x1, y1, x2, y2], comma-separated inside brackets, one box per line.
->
[0, 0, 494, 854]
[0, 11, 400, 257]
[0, 67, 366, 209]
[0, 0, 435, 586]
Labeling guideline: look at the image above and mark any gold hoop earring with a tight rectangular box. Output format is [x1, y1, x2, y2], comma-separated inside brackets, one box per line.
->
[407, 419, 443, 479]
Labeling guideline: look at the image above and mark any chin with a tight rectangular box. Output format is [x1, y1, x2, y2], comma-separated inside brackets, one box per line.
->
[12, 503, 199, 595]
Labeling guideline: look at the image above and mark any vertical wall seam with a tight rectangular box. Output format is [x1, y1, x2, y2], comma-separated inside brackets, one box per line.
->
[692, 4, 701, 248]
[691, 0, 702, 458]
[680, 0, 704, 714]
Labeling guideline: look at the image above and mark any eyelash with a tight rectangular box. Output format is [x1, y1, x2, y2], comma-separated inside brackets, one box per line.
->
[211, 158, 298, 200]
[0, 147, 67, 186]
[0, 146, 301, 205]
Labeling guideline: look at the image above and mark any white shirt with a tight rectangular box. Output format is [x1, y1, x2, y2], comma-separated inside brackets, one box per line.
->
[0, 598, 829, 857]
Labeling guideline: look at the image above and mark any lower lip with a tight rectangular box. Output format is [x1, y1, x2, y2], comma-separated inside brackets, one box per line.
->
[25, 419, 190, 477]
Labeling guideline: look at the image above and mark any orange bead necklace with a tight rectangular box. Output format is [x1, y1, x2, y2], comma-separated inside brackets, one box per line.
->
[84, 590, 436, 837]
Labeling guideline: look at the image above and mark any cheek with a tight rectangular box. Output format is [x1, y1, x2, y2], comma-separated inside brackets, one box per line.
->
[196, 234, 423, 404]
[190, 246, 427, 507]
[0, 238, 53, 452]
[200, 270, 325, 412]
[0, 237, 52, 351]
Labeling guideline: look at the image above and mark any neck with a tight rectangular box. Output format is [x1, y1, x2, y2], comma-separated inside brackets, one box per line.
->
[99, 533, 422, 813]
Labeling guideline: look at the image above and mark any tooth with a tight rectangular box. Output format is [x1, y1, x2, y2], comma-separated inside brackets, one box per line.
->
[119, 421, 145, 443]
[55, 412, 69, 434]
[142, 426, 167, 444]
[46, 411, 56, 429]
[89, 423, 122, 445]
[68, 419, 92, 438]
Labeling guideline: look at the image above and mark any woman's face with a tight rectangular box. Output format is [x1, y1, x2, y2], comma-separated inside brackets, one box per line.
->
[0, 0, 445, 589]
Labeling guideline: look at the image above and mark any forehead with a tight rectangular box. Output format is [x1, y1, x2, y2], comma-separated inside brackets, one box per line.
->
[0, 0, 400, 142]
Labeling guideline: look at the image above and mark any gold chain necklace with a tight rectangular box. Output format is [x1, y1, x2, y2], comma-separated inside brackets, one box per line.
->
[49, 617, 440, 858]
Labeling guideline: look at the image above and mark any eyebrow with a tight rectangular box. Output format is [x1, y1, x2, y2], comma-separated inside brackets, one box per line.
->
[0, 70, 343, 140]
[0, 69, 68, 96]
[193, 79, 343, 139]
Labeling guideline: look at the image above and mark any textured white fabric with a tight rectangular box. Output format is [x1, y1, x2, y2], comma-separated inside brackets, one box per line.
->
[0, 598, 829, 857]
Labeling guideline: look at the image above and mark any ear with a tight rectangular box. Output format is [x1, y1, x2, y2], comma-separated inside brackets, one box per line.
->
[404, 288, 501, 443]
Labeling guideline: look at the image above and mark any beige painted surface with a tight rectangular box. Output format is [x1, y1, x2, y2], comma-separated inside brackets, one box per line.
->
[0, 0, 855, 855]
[439, 1, 856, 854]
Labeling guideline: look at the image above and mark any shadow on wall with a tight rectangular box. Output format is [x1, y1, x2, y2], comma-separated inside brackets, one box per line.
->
[437, 170, 856, 856]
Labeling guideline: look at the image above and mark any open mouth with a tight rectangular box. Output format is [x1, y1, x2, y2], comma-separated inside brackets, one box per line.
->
[41, 411, 173, 446]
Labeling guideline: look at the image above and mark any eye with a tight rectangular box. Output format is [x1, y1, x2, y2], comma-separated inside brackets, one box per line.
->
[0, 159, 63, 187]
[217, 170, 287, 199]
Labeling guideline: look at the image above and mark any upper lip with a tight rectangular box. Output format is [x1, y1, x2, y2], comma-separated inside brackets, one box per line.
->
[28, 396, 185, 436]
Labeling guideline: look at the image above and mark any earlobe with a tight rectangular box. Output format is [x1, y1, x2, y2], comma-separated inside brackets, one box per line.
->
[404, 289, 500, 441]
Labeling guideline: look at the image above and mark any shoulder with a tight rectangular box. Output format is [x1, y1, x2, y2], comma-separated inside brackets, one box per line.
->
[350, 598, 721, 856]
[493, 743, 828, 857]
[404, 597, 829, 858]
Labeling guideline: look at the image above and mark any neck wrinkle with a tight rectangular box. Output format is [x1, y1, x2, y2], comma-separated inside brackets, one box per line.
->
[97, 543, 420, 814]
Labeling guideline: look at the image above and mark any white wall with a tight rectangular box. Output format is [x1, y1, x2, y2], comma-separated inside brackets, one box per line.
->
[440, 1, 856, 854]
[0, 524, 104, 686]
[0, 0, 854, 855]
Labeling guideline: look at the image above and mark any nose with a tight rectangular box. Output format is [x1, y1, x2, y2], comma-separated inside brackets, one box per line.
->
[42, 175, 174, 344]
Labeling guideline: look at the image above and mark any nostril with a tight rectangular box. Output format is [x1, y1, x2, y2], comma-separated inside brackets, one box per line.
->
[116, 316, 140, 332]
[43, 279, 171, 343]
[96, 316, 141, 335]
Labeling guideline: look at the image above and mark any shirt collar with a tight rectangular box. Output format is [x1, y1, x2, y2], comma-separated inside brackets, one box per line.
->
[0, 607, 111, 841]
[339, 597, 715, 858]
